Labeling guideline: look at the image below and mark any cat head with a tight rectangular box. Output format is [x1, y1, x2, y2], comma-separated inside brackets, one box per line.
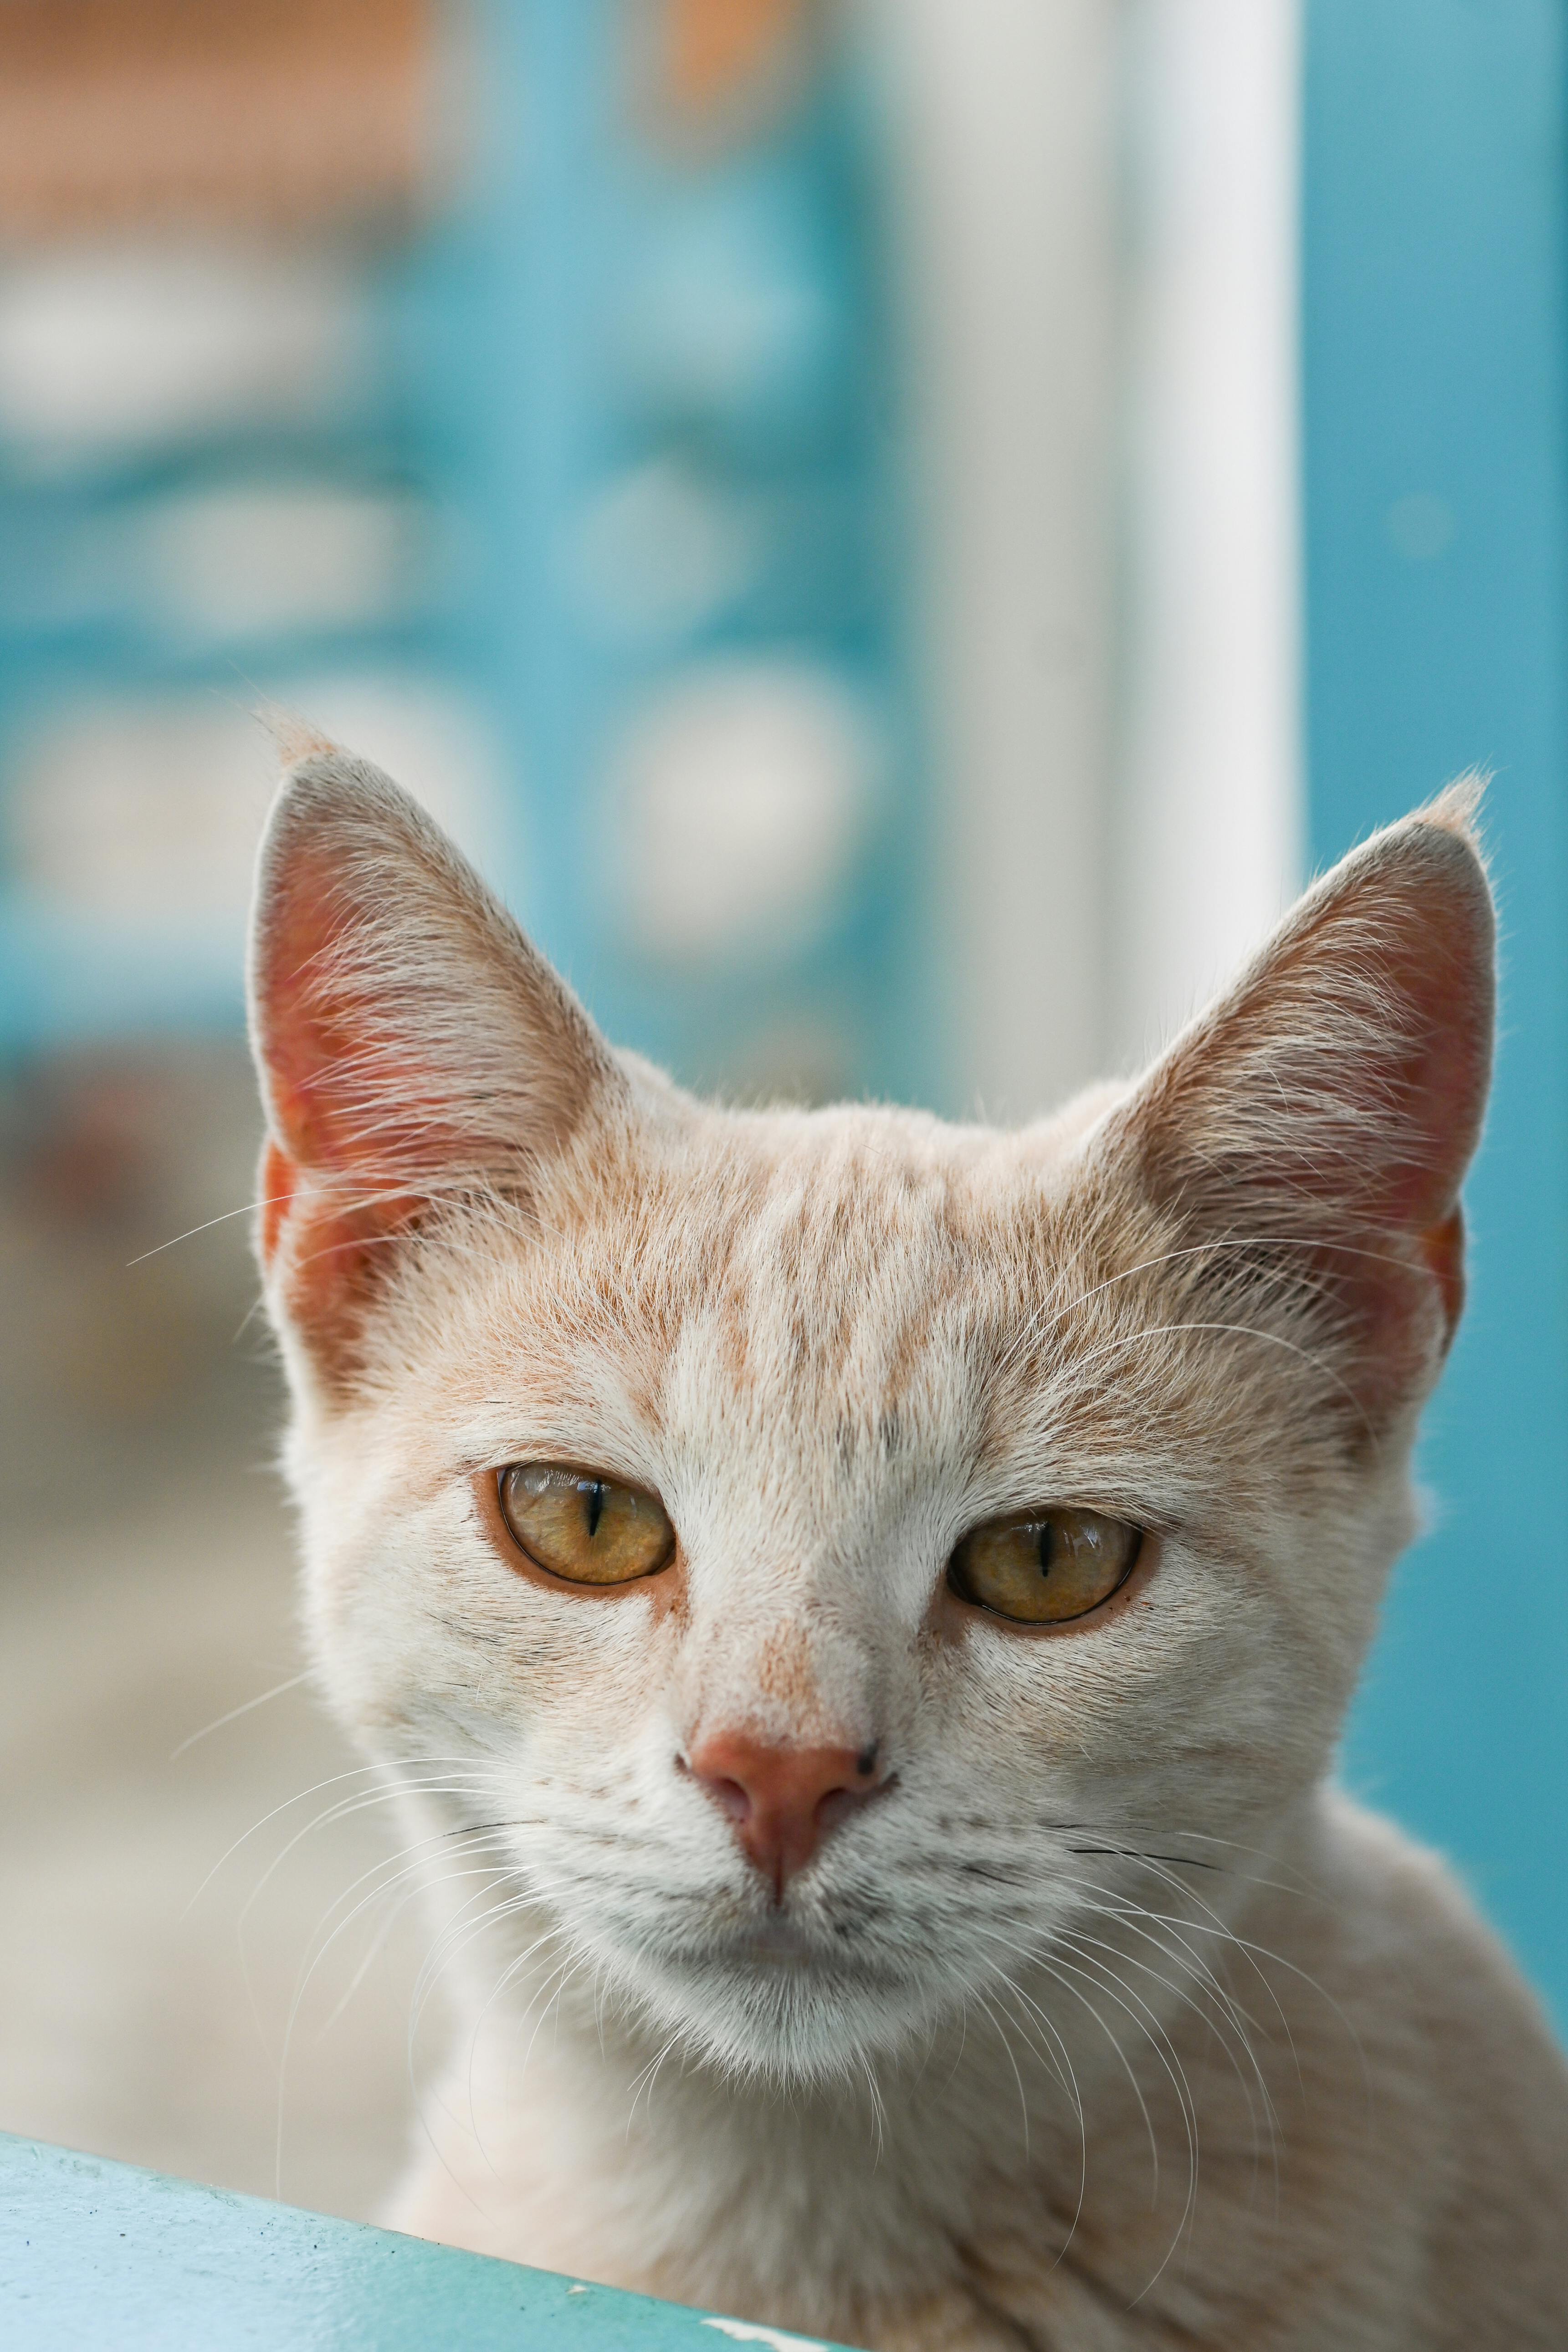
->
[249, 747, 1493, 2082]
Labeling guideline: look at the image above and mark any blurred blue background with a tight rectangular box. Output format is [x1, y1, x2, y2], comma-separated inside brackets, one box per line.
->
[1306, 0, 1568, 2037]
[0, 0, 1560, 2216]
[0, 0, 931, 1107]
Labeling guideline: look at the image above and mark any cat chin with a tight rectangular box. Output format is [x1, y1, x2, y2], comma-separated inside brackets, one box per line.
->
[605, 1934, 946, 2084]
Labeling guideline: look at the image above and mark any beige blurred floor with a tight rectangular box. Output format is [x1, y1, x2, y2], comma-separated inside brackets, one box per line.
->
[0, 1045, 436, 2221]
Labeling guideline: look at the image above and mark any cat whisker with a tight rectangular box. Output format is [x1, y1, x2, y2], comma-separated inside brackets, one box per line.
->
[297, 1833, 524, 2042]
[169, 1669, 314, 1760]
[413, 1888, 547, 2053]
[275, 1843, 520, 2195]
[1064, 1819, 1341, 1907]
[1068, 1847, 1307, 2096]
[393, 1904, 574, 2196]
[625, 2023, 686, 2133]
[961, 1961, 1089, 2263]
[236, 1777, 502, 1943]
[1054, 1917, 1280, 2192]
[1027, 1947, 1168, 2213]
[1056, 1318, 1372, 1431]
[184, 1756, 490, 1918]
[1038, 1939, 1203, 2301]
[968, 1980, 1032, 2164]
[1005, 1231, 1419, 1360]
[225, 1775, 507, 2110]
[126, 1190, 297, 1267]
[981, 1909, 1207, 2242]
[1067, 1844, 1225, 1874]
[469, 1920, 580, 2150]
[852, 2042, 888, 2164]
[313, 1847, 519, 2046]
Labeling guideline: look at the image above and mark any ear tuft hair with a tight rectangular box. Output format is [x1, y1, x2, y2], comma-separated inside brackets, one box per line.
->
[257, 705, 338, 769]
[1413, 767, 1487, 850]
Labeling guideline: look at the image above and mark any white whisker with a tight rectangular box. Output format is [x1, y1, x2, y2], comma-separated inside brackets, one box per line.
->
[169, 1670, 313, 1759]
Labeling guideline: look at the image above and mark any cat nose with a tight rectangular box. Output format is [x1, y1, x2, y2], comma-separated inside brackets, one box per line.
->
[683, 1732, 886, 1897]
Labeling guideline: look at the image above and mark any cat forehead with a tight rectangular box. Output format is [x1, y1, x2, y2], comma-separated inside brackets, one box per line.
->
[389, 1087, 1146, 1457]
[572, 1088, 1109, 1304]
[342, 1083, 1259, 1538]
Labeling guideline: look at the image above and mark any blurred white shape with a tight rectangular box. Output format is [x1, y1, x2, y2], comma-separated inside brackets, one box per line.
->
[611, 662, 881, 963]
[872, 0, 1122, 1118]
[135, 485, 429, 645]
[10, 703, 282, 924]
[0, 245, 366, 465]
[1113, 0, 1303, 1066]
[7, 678, 502, 925]
[567, 460, 759, 643]
[872, 0, 1300, 1110]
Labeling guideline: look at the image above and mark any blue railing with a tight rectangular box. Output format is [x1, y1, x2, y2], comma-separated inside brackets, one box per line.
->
[0, 2133, 849, 2352]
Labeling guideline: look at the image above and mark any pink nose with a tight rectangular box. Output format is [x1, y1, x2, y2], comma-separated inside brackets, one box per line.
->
[684, 1732, 885, 1896]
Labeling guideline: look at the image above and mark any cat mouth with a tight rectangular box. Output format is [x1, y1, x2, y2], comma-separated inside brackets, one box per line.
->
[676, 1914, 905, 1990]
[724, 1916, 823, 1967]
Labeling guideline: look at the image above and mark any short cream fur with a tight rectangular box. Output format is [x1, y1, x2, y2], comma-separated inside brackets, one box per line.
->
[249, 747, 1568, 2349]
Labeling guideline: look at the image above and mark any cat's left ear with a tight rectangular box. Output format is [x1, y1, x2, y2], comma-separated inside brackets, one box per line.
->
[248, 742, 622, 1384]
[1094, 781, 1495, 1430]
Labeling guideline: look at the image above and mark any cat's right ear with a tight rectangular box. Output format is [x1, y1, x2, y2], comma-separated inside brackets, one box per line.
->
[1093, 784, 1496, 1437]
[247, 743, 620, 1386]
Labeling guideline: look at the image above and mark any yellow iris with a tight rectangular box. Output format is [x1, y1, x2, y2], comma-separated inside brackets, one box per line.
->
[949, 1507, 1140, 1624]
[498, 1465, 676, 1586]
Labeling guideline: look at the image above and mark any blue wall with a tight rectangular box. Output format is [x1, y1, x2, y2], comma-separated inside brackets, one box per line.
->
[1304, 0, 1568, 2019]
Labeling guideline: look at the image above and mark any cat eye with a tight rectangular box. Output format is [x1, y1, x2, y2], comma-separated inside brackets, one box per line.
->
[497, 1465, 676, 1587]
[948, 1507, 1141, 1626]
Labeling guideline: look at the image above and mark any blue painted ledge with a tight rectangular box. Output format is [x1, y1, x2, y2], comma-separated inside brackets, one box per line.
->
[0, 2133, 846, 2352]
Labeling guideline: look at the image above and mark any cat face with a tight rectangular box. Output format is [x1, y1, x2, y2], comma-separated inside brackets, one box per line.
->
[250, 748, 1492, 2082]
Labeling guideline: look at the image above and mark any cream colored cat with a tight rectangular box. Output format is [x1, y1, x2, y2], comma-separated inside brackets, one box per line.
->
[249, 742, 1568, 2350]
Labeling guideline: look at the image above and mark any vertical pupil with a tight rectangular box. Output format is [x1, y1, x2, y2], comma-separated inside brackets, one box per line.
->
[584, 1480, 605, 1539]
[1036, 1520, 1056, 1578]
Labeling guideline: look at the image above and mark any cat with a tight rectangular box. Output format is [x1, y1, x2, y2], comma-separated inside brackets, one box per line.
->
[248, 738, 1568, 2350]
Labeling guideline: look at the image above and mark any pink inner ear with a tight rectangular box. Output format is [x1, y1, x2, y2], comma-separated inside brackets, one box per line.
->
[251, 808, 471, 1372]
[253, 784, 538, 1203]
[262, 970, 458, 1195]
[257, 851, 443, 1183]
[258, 1137, 295, 1267]
[257, 1129, 424, 1376]
[256, 981, 437, 1372]
[255, 843, 356, 1173]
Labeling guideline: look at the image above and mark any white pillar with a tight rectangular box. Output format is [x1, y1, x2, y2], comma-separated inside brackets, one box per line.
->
[871, 0, 1122, 1119]
[1111, 0, 1303, 1068]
